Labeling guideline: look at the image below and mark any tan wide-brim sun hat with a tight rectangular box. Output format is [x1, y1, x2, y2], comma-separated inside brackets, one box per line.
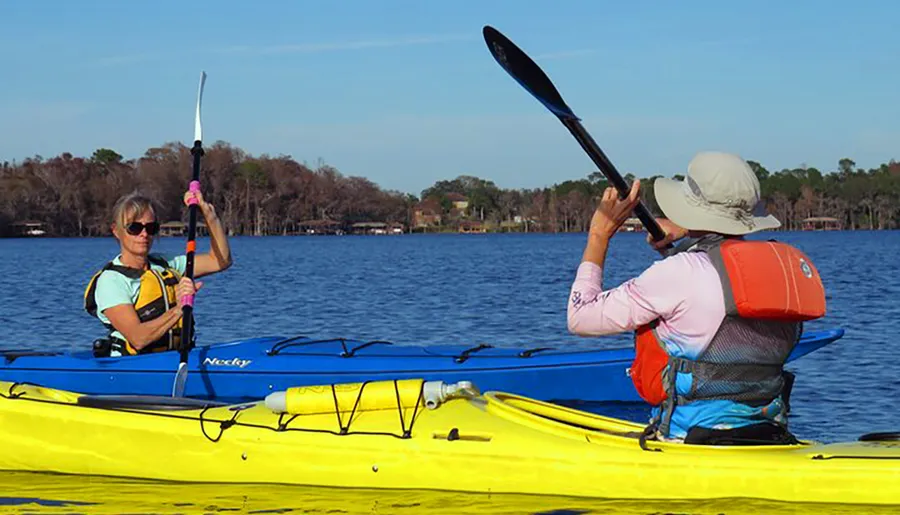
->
[654, 151, 781, 236]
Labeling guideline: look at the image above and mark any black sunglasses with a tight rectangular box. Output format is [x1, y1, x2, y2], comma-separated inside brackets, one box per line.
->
[126, 221, 160, 236]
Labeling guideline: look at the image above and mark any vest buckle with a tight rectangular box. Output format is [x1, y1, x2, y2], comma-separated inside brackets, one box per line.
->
[92, 338, 114, 358]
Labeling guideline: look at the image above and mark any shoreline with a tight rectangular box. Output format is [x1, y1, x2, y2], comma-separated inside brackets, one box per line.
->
[3, 228, 896, 239]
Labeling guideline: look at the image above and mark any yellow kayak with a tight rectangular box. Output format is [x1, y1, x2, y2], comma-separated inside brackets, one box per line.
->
[0, 378, 897, 506]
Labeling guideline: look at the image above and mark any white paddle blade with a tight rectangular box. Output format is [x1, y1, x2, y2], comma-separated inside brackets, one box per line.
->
[194, 71, 207, 143]
[172, 361, 188, 397]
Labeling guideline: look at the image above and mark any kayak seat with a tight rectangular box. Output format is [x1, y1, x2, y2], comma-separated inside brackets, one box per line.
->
[76, 395, 229, 411]
[684, 422, 800, 446]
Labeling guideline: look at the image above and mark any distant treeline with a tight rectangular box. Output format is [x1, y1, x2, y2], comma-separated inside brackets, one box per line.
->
[1, 142, 898, 237]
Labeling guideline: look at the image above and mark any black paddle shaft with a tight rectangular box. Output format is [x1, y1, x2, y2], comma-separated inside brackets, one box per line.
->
[482, 25, 669, 245]
[180, 140, 203, 362]
[561, 118, 667, 242]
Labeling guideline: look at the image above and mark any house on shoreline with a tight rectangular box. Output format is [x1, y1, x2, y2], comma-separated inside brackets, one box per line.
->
[446, 193, 469, 218]
[459, 220, 486, 234]
[159, 221, 208, 237]
[801, 217, 842, 231]
[10, 221, 47, 237]
[619, 218, 644, 232]
[413, 198, 443, 230]
[296, 219, 344, 235]
[349, 222, 406, 235]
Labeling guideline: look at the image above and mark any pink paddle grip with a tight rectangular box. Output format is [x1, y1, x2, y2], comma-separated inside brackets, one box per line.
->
[183, 180, 202, 307]
[181, 181, 200, 307]
[187, 180, 201, 205]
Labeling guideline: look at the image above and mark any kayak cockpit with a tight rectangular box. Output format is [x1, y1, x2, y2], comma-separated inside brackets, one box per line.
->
[484, 392, 647, 440]
[76, 395, 230, 411]
[1, 349, 68, 364]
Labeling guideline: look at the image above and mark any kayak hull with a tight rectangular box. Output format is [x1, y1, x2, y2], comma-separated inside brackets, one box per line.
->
[0, 329, 844, 404]
[0, 377, 896, 506]
[4, 471, 897, 515]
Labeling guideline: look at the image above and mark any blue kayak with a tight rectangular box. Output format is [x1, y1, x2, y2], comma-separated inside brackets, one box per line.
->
[0, 328, 844, 403]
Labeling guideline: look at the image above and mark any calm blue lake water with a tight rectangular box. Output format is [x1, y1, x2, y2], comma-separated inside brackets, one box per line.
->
[0, 230, 898, 512]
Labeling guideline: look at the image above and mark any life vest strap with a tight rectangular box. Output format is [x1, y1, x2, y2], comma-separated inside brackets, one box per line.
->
[670, 357, 786, 406]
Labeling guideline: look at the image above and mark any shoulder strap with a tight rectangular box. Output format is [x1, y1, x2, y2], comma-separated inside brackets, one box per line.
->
[687, 233, 728, 253]
[147, 254, 171, 270]
[84, 261, 124, 316]
[662, 233, 728, 258]
[105, 256, 172, 279]
[106, 265, 143, 279]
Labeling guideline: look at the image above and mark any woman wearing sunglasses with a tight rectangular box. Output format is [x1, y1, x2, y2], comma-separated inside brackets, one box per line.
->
[84, 190, 232, 357]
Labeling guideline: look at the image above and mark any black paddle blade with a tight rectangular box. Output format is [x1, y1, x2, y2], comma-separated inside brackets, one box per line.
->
[483, 26, 579, 121]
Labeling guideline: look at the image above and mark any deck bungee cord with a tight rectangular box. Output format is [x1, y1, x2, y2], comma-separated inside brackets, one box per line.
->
[0, 379, 451, 443]
[265, 335, 558, 362]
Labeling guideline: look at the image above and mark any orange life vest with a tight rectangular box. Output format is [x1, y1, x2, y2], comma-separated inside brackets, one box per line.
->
[630, 237, 826, 406]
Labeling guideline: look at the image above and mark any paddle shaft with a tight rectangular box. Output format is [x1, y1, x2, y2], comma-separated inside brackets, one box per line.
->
[560, 118, 666, 242]
[179, 142, 203, 364]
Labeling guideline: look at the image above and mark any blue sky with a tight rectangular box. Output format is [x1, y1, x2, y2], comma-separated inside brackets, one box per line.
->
[1, 1, 897, 195]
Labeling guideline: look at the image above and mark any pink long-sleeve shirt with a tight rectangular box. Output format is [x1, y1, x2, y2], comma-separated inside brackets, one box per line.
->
[567, 252, 726, 360]
[569, 249, 793, 439]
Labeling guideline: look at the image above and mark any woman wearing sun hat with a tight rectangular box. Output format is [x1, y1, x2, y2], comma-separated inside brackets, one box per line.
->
[84, 189, 232, 357]
[567, 151, 827, 445]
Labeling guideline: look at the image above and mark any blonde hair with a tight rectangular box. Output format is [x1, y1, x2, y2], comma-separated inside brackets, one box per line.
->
[112, 192, 156, 230]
